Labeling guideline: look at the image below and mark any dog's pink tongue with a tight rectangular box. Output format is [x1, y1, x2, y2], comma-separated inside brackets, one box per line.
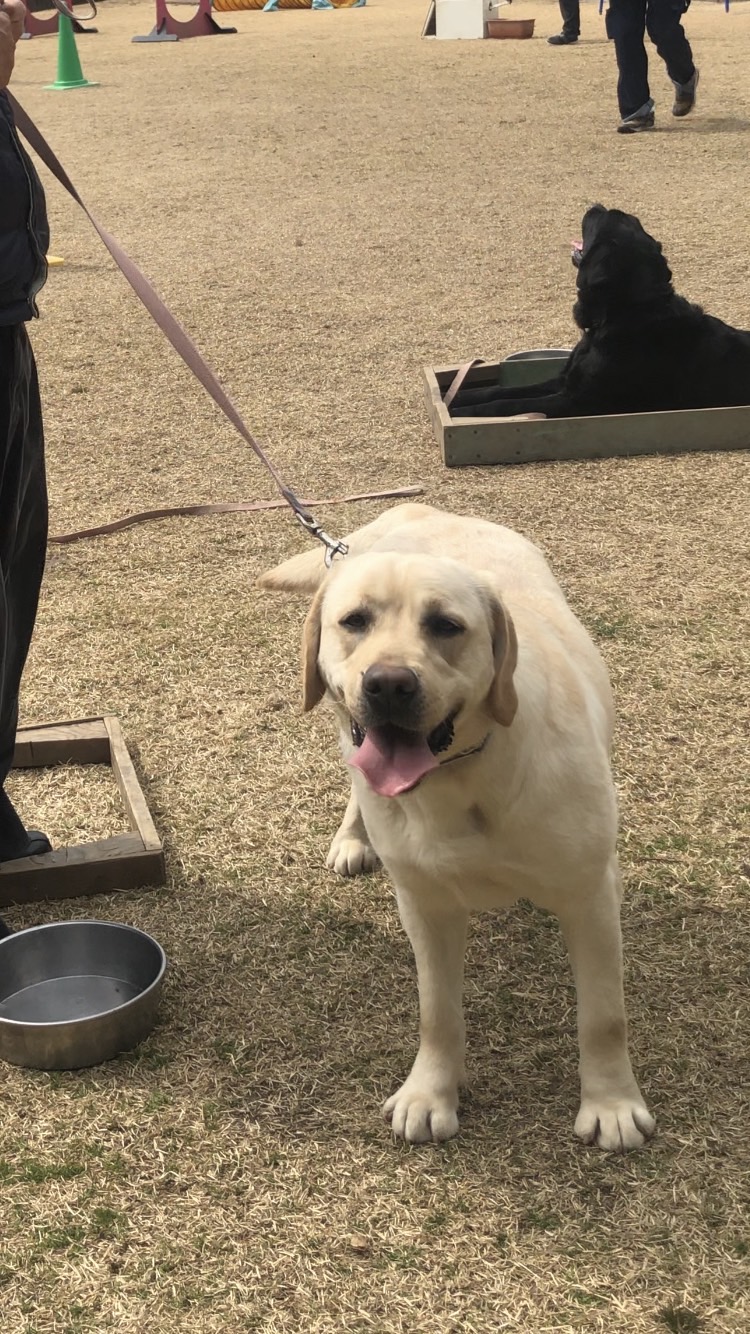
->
[348, 727, 439, 797]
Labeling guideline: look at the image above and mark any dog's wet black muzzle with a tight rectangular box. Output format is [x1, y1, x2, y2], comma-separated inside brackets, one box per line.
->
[360, 664, 424, 730]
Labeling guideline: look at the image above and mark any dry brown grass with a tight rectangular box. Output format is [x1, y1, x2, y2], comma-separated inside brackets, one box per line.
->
[2, 2, 749, 1330]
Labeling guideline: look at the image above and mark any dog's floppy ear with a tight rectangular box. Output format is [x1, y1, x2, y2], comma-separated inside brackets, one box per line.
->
[301, 584, 327, 711]
[573, 244, 616, 329]
[479, 581, 518, 727]
[574, 225, 673, 330]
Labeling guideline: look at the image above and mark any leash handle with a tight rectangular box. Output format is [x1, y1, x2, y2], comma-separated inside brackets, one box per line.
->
[8, 93, 345, 557]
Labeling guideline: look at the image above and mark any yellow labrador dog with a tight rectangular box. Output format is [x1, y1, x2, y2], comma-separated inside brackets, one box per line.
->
[260, 504, 654, 1152]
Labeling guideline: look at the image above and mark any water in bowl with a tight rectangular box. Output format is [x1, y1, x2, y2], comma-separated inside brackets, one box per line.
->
[0, 974, 141, 1024]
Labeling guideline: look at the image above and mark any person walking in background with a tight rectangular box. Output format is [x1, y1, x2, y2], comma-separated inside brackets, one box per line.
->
[607, 0, 699, 133]
[548, 0, 580, 46]
[0, 0, 52, 924]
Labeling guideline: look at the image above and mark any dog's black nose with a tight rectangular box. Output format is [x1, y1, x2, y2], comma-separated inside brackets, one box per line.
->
[363, 664, 419, 702]
[361, 665, 422, 726]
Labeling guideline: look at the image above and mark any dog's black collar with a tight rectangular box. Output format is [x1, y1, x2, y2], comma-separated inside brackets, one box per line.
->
[438, 733, 491, 768]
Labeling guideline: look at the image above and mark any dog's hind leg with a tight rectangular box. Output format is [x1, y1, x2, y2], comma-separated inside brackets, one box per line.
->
[326, 786, 380, 878]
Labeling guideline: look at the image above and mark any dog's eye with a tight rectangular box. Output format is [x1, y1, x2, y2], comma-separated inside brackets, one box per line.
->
[425, 614, 465, 638]
[339, 610, 370, 632]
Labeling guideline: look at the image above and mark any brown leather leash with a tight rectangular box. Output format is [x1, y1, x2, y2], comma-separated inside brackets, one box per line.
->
[48, 487, 423, 545]
[8, 94, 422, 559]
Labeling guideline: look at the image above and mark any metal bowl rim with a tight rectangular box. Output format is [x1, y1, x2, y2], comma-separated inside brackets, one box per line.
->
[504, 348, 572, 360]
[0, 920, 167, 1030]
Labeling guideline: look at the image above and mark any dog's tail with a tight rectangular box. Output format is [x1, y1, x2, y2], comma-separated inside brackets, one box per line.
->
[257, 502, 435, 592]
[257, 544, 328, 593]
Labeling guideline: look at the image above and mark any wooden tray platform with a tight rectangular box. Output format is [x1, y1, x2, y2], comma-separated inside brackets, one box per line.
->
[0, 717, 166, 908]
[424, 358, 750, 467]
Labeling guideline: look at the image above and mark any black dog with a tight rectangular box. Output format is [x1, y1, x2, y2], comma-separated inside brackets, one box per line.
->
[449, 205, 750, 419]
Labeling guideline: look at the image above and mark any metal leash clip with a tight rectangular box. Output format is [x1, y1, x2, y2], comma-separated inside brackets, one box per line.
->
[292, 508, 349, 567]
[51, 0, 99, 21]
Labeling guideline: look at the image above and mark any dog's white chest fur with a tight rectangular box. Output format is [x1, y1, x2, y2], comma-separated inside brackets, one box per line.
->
[352, 758, 545, 913]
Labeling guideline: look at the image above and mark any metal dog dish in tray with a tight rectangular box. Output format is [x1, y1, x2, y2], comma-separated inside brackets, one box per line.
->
[0, 921, 166, 1070]
[423, 348, 750, 468]
[503, 349, 571, 362]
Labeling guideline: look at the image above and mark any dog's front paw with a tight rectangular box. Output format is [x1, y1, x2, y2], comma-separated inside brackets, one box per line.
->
[575, 1095, 656, 1153]
[326, 833, 379, 878]
[383, 1078, 460, 1144]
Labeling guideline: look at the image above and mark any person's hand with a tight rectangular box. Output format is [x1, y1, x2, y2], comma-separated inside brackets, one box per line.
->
[0, 1, 27, 90]
[3, 0, 26, 40]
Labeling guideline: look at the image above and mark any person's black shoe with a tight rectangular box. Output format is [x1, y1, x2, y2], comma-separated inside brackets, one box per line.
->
[21, 831, 52, 857]
[0, 831, 52, 862]
[0, 788, 52, 861]
[548, 32, 578, 45]
[617, 99, 656, 134]
[672, 67, 699, 117]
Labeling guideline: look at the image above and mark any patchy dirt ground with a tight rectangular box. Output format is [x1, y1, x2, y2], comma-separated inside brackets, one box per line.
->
[2, 3, 748, 1331]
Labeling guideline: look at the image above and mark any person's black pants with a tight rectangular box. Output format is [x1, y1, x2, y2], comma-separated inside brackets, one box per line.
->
[559, 0, 580, 39]
[607, 0, 695, 118]
[0, 324, 48, 860]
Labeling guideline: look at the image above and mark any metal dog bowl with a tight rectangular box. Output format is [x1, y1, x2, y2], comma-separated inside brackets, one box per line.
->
[504, 348, 571, 361]
[0, 921, 166, 1070]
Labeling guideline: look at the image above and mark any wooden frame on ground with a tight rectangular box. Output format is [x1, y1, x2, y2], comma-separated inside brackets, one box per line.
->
[0, 717, 166, 908]
[424, 359, 750, 467]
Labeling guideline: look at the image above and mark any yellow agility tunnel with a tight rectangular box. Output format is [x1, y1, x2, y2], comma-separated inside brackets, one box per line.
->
[214, 0, 363, 9]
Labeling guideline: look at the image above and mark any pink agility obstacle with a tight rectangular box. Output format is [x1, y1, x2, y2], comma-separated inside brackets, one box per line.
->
[23, 0, 97, 39]
[132, 0, 237, 42]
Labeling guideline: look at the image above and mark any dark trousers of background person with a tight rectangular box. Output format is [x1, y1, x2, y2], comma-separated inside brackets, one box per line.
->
[0, 325, 48, 859]
[559, 0, 580, 39]
[607, 0, 695, 118]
